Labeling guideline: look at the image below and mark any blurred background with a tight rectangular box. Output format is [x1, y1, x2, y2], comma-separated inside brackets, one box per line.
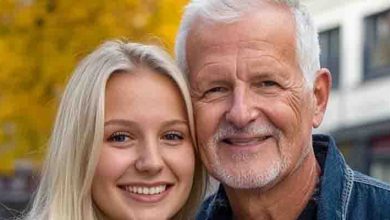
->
[305, 0, 390, 184]
[0, 0, 390, 219]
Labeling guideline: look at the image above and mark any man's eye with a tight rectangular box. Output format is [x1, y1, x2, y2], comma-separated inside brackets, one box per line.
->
[162, 132, 184, 141]
[257, 81, 279, 87]
[205, 87, 227, 94]
[108, 132, 130, 142]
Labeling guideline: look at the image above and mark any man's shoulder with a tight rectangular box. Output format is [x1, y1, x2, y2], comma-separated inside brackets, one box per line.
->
[314, 134, 390, 218]
[352, 170, 390, 192]
[351, 170, 390, 206]
[346, 170, 390, 218]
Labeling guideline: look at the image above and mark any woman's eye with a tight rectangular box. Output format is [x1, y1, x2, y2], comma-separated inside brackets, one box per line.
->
[108, 132, 130, 142]
[163, 132, 184, 141]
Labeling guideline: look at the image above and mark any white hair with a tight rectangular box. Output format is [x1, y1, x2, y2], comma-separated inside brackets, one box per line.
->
[23, 40, 206, 220]
[175, 0, 320, 85]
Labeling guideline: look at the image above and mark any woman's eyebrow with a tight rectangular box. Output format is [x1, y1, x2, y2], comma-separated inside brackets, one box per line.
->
[104, 119, 188, 127]
[161, 119, 188, 128]
[104, 119, 137, 127]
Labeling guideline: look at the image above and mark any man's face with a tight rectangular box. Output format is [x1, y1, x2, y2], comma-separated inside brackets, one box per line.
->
[186, 3, 324, 189]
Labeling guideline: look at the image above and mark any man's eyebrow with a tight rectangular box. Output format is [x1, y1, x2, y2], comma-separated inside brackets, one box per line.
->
[195, 61, 226, 76]
[196, 64, 232, 79]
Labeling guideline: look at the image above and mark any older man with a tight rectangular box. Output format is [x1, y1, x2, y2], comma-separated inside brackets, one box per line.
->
[175, 0, 390, 219]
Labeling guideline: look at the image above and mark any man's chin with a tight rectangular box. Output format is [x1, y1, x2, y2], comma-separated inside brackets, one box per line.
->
[210, 164, 282, 189]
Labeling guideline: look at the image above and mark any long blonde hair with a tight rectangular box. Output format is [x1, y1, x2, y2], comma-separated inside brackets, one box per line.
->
[24, 40, 206, 220]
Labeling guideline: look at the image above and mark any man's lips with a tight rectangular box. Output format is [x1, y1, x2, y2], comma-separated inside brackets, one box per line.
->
[221, 135, 272, 146]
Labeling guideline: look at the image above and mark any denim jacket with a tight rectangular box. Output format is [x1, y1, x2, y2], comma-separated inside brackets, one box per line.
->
[196, 134, 390, 220]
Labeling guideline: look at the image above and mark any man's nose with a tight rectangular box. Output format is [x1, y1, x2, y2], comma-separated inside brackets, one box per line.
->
[225, 87, 259, 128]
[135, 140, 164, 174]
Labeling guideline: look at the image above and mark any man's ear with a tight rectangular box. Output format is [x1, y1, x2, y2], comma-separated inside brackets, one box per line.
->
[312, 68, 332, 128]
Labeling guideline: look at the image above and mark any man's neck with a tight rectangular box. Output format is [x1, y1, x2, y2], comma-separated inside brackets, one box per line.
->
[224, 151, 320, 220]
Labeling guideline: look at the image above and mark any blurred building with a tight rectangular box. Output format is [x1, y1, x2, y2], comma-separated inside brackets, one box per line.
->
[303, 0, 390, 183]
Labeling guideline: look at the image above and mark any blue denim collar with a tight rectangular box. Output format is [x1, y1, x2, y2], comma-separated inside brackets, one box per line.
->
[315, 134, 353, 220]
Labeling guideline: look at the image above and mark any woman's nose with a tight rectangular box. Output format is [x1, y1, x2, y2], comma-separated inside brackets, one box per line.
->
[135, 141, 164, 174]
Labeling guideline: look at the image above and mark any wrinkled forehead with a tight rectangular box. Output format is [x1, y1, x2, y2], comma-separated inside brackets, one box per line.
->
[185, 4, 297, 77]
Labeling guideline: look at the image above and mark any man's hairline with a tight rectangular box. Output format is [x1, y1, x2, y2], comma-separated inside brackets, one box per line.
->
[180, 7, 314, 89]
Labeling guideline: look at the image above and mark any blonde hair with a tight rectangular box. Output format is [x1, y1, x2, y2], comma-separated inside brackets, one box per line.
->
[24, 40, 206, 220]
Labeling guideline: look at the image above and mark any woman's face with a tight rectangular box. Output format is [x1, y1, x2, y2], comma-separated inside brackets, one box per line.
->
[91, 68, 195, 220]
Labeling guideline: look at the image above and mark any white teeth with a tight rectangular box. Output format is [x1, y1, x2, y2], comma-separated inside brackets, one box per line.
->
[143, 187, 149, 194]
[124, 185, 167, 195]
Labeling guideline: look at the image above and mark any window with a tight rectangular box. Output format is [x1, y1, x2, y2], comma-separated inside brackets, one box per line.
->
[364, 9, 390, 80]
[319, 28, 340, 89]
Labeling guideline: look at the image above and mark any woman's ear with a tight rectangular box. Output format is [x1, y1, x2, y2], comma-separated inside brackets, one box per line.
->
[312, 68, 332, 128]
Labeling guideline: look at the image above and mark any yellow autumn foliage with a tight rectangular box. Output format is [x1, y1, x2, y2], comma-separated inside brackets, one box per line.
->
[0, 0, 188, 175]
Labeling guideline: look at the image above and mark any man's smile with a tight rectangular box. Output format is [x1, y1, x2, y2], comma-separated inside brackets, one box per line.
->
[222, 135, 272, 146]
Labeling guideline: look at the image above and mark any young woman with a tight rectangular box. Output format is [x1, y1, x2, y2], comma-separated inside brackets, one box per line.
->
[24, 41, 206, 220]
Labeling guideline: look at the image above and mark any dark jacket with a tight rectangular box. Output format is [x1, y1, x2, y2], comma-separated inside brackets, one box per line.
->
[196, 134, 390, 220]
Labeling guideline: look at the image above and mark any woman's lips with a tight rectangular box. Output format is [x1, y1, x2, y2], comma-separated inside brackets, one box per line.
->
[124, 184, 167, 195]
[119, 184, 173, 203]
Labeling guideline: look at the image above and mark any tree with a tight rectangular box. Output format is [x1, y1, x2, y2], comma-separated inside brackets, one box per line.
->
[0, 0, 188, 174]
